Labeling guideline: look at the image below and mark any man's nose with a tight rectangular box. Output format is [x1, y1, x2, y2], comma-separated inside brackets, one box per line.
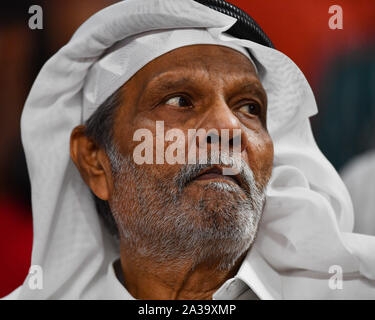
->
[196, 99, 248, 154]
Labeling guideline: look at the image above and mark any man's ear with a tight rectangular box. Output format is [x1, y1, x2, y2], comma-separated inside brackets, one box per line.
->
[70, 125, 112, 201]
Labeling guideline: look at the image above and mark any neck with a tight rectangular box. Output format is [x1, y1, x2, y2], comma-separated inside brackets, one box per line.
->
[117, 245, 247, 300]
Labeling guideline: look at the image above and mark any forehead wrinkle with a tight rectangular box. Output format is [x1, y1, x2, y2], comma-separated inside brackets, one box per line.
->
[143, 65, 257, 95]
[133, 45, 257, 96]
[141, 68, 210, 95]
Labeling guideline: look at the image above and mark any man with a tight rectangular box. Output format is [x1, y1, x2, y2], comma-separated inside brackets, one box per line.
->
[71, 40, 272, 299]
[5, 0, 375, 299]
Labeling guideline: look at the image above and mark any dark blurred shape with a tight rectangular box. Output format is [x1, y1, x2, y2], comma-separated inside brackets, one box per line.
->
[0, 197, 32, 298]
[313, 45, 375, 170]
[0, 2, 35, 24]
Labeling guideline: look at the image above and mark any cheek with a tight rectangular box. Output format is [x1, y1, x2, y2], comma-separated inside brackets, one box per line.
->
[116, 120, 183, 182]
[115, 115, 156, 158]
[244, 131, 274, 187]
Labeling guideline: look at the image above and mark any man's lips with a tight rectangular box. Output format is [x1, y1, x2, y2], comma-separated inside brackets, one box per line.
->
[194, 172, 238, 184]
[193, 166, 245, 191]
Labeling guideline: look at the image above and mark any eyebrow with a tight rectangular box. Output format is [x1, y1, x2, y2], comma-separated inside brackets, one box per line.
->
[153, 77, 194, 92]
[140, 73, 205, 103]
[232, 82, 268, 107]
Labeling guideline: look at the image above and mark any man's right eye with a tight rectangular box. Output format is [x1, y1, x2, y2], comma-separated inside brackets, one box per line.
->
[164, 95, 192, 108]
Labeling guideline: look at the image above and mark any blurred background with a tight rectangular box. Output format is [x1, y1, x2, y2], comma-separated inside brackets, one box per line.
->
[0, 0, 374, 298]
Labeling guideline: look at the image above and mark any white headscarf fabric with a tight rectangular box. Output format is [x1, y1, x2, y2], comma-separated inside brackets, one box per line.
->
[6, 0, 375, 299]
[83, 27, 256, 120]
[341, 150, 375, 236]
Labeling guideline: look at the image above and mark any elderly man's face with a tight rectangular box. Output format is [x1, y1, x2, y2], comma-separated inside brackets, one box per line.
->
[103, 45, 273, 270]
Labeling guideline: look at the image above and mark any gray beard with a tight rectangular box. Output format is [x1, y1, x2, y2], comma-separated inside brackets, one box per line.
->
[108, 146, 266, 272]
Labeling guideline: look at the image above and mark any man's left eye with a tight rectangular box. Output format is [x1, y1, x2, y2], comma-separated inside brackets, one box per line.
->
[238, 103, 261, 115]
[165, 96, 192, 108]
